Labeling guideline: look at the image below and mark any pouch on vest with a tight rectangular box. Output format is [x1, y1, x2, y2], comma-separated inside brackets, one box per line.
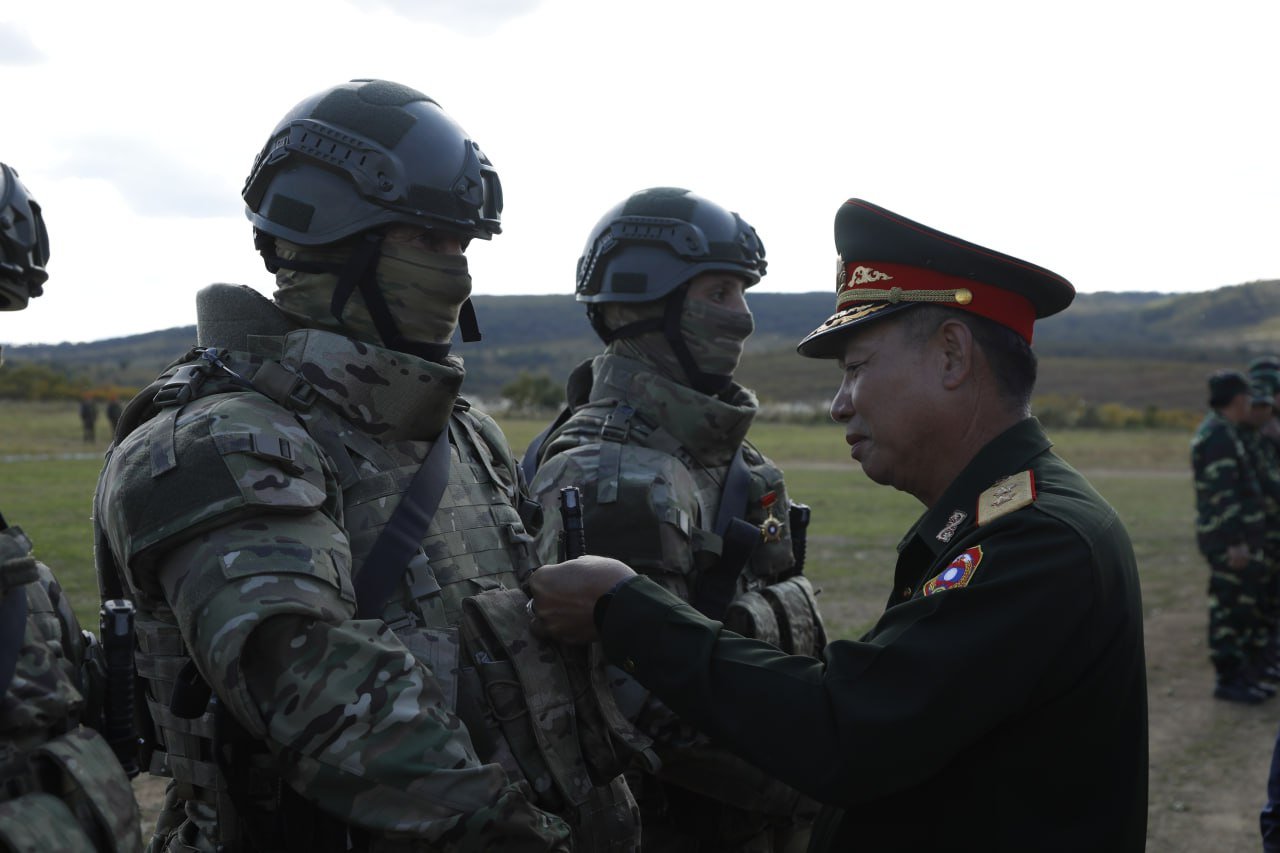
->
[459, 590, 654, 812]
[0, 726, 144, 853]
[0, 792, 98, 853]
[723, 575, 827, 657]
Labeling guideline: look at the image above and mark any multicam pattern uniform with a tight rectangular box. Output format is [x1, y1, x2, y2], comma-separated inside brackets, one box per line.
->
[95, 327, 573, 852]
[0, 524, 143, 852]
[529, 354, 819, 852]
[1191, 411, 1268, 673]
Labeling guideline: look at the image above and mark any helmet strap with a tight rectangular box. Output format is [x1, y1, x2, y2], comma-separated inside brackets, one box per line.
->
[458, 297, 482, 343]
[587, 304, 664, 344]
[258, 227, 473, 356]
[589, 288, 732, 395]
[337, 232, 453, 363]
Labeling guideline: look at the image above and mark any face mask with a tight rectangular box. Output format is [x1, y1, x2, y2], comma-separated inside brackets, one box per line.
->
[679, 298, 754, 378]
[602, 295, 754, 388]
[272, 238, 472, 350]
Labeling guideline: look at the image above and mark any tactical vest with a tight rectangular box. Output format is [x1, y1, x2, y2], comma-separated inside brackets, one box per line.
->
[0, 525, 143, 852]
[95, 295, 645, 852]
[531, 355, 826, 657]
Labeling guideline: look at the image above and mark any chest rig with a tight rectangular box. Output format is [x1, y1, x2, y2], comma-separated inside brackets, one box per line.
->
[98, 313, 641, 850]
[530, 356, 826, 658]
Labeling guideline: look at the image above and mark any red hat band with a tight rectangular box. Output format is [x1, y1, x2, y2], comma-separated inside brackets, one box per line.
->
[837, 261, 1037, 344]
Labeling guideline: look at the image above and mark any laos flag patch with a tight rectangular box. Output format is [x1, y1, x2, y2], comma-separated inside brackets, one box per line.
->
[922, 546, 983, 596]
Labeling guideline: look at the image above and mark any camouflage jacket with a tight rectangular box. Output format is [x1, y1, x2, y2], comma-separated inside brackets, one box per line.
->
[1240, 424, 1280, 547]
[95, 327, 573, 852]
[1191, 411, 1266, 555]
[0, 523, 143, 852]
[528, 355, 819, 848]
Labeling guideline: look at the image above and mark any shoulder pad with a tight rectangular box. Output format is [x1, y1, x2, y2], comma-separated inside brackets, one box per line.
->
[977, 470, 1036, 526]
[99, 392, 333, 565]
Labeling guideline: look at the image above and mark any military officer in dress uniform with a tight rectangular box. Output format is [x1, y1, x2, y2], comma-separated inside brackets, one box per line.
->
[529, 198, 1149, 852]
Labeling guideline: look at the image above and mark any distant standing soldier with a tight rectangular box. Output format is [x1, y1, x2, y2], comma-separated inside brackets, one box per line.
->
[0, 162, 143, 850]
[1243, 371, 1280, 654]
[79, 395, 98, 442]
[1192, 370, 1271, 702]
[524, 188, 820, 851]
[105, 395, 123, 436]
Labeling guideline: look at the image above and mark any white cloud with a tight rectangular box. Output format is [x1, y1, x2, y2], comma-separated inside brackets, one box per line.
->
[58, 136, 232, 219]
[0, 23, 43, 64]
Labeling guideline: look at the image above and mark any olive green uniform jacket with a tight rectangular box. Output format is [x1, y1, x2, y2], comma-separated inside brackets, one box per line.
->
[597, 418, 1148, 852]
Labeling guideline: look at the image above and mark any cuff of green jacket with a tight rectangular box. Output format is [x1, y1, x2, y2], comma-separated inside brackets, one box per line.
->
[599, 575, 708, 680]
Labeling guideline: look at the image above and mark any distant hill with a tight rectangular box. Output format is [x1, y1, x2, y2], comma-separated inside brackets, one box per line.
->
[6, 280, 1278, 412]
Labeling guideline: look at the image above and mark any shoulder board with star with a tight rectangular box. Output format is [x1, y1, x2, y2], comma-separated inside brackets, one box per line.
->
[977, 470, 1036, 526]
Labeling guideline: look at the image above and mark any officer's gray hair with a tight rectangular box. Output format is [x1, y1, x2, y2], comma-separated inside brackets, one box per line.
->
[898, 305, 1037, 413]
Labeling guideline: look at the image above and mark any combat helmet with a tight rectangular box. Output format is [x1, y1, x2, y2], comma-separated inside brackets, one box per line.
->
[0, 162, 50, 312]
[576, 187, 766, 392]
[242, 79, 501, 356]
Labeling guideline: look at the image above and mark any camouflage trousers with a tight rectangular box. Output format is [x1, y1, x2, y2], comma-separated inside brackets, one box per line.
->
[1206, 549, 1269, 674]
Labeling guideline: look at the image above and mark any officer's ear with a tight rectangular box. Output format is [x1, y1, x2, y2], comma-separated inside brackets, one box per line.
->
[935, 317, 975, 391]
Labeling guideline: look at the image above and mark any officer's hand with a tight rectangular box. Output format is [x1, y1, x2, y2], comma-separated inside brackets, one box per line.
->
[529, 556, 636, 645]
[1227, 543, 1251, 570]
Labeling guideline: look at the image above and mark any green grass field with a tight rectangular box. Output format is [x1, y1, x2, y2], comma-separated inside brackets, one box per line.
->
[0, 401, 1269, 851]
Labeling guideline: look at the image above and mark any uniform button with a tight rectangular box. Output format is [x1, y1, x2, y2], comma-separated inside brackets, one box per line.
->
[623, 658, 637, 673]
[901, 587, 913, 599]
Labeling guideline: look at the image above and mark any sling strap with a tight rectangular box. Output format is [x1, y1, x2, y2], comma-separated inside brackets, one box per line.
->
[354, 422, 454, 619]
[693, 447, 759, 620]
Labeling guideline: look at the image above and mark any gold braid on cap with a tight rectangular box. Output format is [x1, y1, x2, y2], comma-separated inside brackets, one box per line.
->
[839, 286, 973, 308]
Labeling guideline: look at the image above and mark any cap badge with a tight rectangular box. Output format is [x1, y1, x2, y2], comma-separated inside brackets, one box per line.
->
[851, 265, 893, 285]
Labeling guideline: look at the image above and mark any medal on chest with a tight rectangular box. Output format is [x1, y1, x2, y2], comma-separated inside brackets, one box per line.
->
[759, 490, 784, 543]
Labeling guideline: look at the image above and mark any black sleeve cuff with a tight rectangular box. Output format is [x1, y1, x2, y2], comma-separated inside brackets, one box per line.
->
[593, 575, 642, 631]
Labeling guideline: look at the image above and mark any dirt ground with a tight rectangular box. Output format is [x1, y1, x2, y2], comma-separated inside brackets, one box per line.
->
[1143, 567, 1279, 852]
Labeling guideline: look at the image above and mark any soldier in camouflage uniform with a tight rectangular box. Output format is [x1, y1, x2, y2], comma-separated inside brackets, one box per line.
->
[93, 81, 638, 852]
[1192, 370, 1271, 703]
[525, 188, 820, 852]
[1242, 372, 1280, 658]
[0, 162, 144, 851]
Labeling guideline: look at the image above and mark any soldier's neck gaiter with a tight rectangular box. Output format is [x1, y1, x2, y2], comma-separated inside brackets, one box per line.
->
[602, 298, 754, 391]
[272, 238, 472, 351]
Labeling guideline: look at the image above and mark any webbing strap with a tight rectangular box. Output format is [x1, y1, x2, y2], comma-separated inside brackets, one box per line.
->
[0, 587, 28, 698]
[713, 446, 751, 538]
[354, 424, 453, 619]
[694, 447, 758, 620]
[519, 405, 573, 485]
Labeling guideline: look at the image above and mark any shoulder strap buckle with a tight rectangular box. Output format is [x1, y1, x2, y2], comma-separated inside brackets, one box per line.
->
[152, 362, 211, 409]
[599, 404, 635, 444]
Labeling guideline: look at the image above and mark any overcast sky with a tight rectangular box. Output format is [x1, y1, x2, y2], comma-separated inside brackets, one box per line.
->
[1, 0, 1276, 346]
